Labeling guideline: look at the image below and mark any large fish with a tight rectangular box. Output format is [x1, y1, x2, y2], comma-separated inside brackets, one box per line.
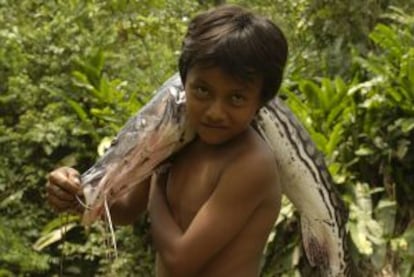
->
[80, 73, 352, 276]
[80, 74, 195, 225]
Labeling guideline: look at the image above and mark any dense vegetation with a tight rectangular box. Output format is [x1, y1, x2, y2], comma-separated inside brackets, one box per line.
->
[1, 0, 413, 276]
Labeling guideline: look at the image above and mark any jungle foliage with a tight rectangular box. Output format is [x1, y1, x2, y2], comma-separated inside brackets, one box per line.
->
[1, 0, 413, 276]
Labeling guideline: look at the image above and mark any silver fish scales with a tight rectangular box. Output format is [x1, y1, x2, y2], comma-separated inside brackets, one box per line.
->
[80, 73, 352, 276]
[81, 74, 195, 225]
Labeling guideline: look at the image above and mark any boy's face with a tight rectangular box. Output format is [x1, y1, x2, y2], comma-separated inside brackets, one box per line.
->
[184, 65, 262, 145]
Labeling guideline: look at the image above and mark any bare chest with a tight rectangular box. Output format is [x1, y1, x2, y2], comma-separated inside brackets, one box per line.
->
[165, 143, 228, 230]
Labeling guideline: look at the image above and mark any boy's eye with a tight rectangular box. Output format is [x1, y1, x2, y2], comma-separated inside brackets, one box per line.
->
[193, 87, 209, 98]
[231, 94, 246, 106]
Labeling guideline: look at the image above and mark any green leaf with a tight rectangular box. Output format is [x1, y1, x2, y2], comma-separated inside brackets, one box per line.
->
[98, 136, 114, 157]
[40, 215, 80, 235]
[347, 76, 384, 96]
[355, 146, 375, 156]
[66, 98, 89, 123]
[326, 100, 348, 129]
[99, 74, 110, 101]
[72, 70, 95, 92]
[395, 139, 410, 160]
[91, 49, 105, 74]
[33, 223, 77, 251]
[309, 131, 328, 152]
[326, 122, 343, 156]
[400, 118, 414, 133]
[316, 78, 329, 110]
[299, 80, 324, 109]
[349, 183, 385, 255]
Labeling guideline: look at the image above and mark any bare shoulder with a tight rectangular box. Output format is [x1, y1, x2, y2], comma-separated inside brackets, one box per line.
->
[232, 128, 277, 176]
[220, 128, 280, 197]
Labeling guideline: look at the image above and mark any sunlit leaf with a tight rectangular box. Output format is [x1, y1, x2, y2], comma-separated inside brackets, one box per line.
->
[349, 183, 385, 255]
[347, 76, 384, 96]
[400, 118, 414, 133]
[326, 122, 344, 156]
[33, 223, 77, 251]
[40, 215, 80, 235]
[98, 136, 114, 157]
[355, 146, 375, 156]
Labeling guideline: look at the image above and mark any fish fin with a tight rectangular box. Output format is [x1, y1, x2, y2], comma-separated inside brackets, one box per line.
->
[300, 216, 329, 268]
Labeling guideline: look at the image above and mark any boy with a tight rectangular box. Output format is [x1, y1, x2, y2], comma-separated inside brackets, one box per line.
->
[47, 5, 288, 276]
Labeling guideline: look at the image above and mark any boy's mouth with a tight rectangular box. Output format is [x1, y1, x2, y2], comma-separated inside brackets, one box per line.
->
[201, 123, 227, 129]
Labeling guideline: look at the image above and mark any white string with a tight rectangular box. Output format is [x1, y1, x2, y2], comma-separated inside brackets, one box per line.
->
[104, 196, 118, 259]
[75, 194, 91, 210]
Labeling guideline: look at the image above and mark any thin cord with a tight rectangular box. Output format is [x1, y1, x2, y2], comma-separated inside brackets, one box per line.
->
[75, 194, 91, 210]
[104, 196, 118, 259]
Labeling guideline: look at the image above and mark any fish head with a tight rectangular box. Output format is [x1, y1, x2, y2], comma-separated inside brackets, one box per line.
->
[80, 75, 195, 224]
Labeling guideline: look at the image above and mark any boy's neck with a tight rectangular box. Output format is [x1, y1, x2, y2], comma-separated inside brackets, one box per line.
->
[195, 127, 253, 151]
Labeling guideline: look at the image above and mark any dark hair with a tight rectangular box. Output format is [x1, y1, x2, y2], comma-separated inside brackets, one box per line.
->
[179, 5, 288, 103]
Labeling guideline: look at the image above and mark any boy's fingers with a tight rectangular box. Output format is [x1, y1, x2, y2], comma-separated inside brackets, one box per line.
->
[47, 193, 74, 213]
[48, 170, 80, 194]
[66, 169, 84, 197]
[46, 167, 84, 214]
[46, 183, 74, 201]
[66, 167, 81, 186]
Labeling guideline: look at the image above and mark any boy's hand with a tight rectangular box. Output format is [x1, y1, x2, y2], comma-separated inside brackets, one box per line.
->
[46, 167, 84, 214]
[148, 166, 170, 210]
[148, 172, 162, 211]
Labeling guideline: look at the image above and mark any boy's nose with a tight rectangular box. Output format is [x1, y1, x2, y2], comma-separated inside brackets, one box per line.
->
[205, 101, 226, 123]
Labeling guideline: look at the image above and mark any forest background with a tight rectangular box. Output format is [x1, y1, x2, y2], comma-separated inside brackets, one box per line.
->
[1, 0, 413, 276]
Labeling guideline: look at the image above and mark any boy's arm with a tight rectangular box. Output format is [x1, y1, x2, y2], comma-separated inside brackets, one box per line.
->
[148, 153, 280, 276]
[47, 167, 150, 225]
[109, 176, 151, 225]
